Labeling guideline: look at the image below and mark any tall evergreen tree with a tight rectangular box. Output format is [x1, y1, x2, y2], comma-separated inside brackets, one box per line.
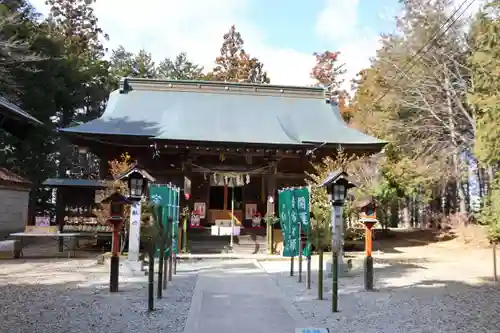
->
[158, 52, 204, 80]
[468, 0, 500, 241]
[208, 25, 270, 83]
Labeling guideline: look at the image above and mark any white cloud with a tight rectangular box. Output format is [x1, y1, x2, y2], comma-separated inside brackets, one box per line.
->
[29, 0, 315, 86]
[315, 0, 383, 92]
[316, 0, 360, 41]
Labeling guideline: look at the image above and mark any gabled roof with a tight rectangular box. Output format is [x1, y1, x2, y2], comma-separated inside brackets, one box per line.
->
[115, 164, 156, 182]
[60, 78, 385, 149]
[319, 169, 358, 189]
[0, 167, 31, 188]
[42, 178, 108, 189]
[100, 191, 133, 204]
[0, 96, 43, 138]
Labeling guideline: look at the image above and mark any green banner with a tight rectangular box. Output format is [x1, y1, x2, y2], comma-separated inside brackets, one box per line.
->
[279, 188, 299, 257]
[171, 187, 180, 253]
[149, 184, 179, 254]
[293, 187, 311, 257]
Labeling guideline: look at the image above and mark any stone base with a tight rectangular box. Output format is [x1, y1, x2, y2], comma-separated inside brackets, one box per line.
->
[326, 259, 353, 278]
[121, 260, 145, 277]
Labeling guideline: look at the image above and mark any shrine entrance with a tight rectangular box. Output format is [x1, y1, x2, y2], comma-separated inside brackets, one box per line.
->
[206, 173, 249, 229]
[208, 185, 243, 225]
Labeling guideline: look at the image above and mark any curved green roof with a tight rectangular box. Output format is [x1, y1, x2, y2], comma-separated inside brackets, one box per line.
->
[61, 78, 385, 149]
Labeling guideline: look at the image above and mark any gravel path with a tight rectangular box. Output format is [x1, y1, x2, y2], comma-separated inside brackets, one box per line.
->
[0, 258, 198, 333]
[259, 247, 500, 333]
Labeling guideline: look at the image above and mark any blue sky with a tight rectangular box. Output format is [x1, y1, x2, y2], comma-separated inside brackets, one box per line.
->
[29, 0, 402, 88]
[247, 0, 399, 54]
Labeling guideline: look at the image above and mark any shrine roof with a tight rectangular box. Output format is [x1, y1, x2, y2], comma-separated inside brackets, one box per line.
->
[60, 78, 385, 150]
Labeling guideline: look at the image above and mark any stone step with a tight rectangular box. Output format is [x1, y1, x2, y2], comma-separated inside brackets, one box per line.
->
[188, 240, 267, 255]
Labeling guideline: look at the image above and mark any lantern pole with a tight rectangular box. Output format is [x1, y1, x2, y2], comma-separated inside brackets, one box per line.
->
[331, 201, 341, 313]
[362, 218, 376, 291]
[110, 220, 120, 293]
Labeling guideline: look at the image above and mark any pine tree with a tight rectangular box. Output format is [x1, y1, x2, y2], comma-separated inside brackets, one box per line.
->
[208, 25, 270, 83]
[158, 52, 204, 80]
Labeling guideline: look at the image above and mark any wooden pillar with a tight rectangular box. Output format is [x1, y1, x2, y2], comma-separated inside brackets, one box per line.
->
[261, 175, 265, 204]
[99, 154, 109, 180]
[223, 185, 228, 211]
[266, 160, 277, 216]
[56, 188, 65, 252]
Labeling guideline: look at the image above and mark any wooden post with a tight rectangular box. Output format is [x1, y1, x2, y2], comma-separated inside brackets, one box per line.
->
[56, 189, 65, 252]
[223, 184, 228, 211]
[110, 222, 120, 293]
[267, 160, 277, 254]
[98, 155, 109, 179]
[364, 221, 375, 291]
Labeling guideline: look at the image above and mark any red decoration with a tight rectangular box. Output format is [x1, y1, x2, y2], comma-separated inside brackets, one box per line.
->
[364, 221, 376, 230]
[184, 193, 191, 200]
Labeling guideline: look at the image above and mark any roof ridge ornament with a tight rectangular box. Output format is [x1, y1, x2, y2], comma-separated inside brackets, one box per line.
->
[119, 78, 132, 94]
[119, 78, 326, 99]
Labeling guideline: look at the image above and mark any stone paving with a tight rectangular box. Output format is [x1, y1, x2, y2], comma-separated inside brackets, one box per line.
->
[1, 242, 499, 333]
[259, 245, 500, 333]
[0, 258, 199, 333]
[182, 259, 307, 333]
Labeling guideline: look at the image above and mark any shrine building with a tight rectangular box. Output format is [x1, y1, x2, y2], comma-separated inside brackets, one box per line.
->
[59, 78, 384, 252]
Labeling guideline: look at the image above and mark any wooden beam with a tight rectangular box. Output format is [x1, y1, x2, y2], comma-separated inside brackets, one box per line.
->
[275, 172, 308, 179]
[159, 144, 306, 158]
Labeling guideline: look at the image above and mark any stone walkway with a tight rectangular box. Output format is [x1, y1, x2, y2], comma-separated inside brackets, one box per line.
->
[182, 259, 309, 333]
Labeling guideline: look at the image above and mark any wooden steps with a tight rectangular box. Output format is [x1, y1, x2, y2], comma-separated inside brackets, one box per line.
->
[186, 227, 268, 254]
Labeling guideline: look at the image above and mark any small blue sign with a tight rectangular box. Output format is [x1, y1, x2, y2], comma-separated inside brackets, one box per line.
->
[295, 329, 329, 333]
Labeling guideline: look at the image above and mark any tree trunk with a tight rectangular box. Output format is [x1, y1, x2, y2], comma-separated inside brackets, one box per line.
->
[402, 197, 411, 229]
[446, 75, 467, 219]
[478, 166, 484, 203]
[390, 200, 398, 228]
[488, 166, 495, 197]
[441, 182, 447, 215]
[457, 180, 468, 219]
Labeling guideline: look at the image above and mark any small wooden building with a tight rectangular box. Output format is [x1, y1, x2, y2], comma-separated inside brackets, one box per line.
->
[0, 96, 43, 238]
[0, 168, 32, 238]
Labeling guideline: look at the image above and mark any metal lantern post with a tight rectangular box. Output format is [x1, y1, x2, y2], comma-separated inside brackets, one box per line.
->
[116, 165, 155, 267]
[319, 170, 356, 313]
